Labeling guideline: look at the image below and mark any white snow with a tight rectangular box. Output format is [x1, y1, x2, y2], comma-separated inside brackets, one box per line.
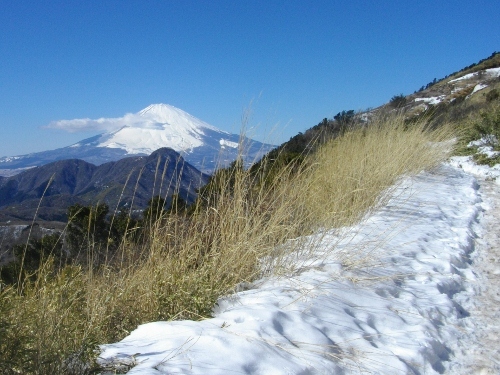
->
[414, 96, 445, 105]
[0, 156, 22, 163]
[99, 126, 203, 154]
[449, 156, 500, 184]
[450, 72, 479, 83]
[97, 104, 228, 155]
[471, 83, 488, 94]
[449, 67, 500, 83]
[138, 104, 222, 133]
[360, 113, 370, 122]
[98, 157, 500, 374]
[488, 66, 500, 78]
[466, 84, 489, 100]
[219, 139, 239, 149]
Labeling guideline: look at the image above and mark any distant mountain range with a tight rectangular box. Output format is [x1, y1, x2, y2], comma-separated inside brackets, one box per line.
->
[0, 147, 208, 222]
[0, 104, 276, 176]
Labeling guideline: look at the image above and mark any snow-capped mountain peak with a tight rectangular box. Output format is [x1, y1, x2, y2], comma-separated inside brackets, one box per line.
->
[137, 103, 221, 133]
[95, 104, 215, 155]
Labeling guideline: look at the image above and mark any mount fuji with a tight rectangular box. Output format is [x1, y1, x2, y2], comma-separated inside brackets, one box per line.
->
[0, 104, 276, 176]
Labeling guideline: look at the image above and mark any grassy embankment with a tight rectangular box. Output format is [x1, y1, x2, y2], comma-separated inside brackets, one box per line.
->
[0, 114, 454, 374]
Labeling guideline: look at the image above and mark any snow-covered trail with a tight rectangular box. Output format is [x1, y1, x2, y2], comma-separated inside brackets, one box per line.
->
[98, 161, 498, 374]
[449, 175, 500, 374]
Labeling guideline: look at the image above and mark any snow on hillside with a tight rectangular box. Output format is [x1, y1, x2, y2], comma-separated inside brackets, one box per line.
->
[402, 64, 500, 117]
[414, 95, 446, 105]
[98, 158, 500, 374]
[449, 67, 500, 83]
[219, 139, 239, 149]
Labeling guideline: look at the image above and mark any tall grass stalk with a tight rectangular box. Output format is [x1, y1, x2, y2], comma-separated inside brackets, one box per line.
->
[0, 115, 454, 374]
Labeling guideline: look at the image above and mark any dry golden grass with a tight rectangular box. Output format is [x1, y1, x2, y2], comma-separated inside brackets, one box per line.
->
[306, 117, 453, 228]
[0, 114, 454, 374]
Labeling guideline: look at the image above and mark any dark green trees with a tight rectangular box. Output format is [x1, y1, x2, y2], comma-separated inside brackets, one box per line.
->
[66, 203, 110, 255]
[390, 94, 407, 108]
[334, 110, 355, 124]
[0, 233, 63, 284]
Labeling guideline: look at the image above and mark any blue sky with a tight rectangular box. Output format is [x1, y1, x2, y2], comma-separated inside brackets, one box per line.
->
[1, 0, 499, 156]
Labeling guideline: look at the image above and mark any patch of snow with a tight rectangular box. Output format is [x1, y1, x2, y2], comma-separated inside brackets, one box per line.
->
[468, 136, 498, 148]
[414, 95, 445, 105]
[450, 156, 500, 184]
[0, 156, 22, 163]
[99, 163, 491, 374]
[219, 139, 239, 149]
[472, 83, 488, 94]
[450, 72, 478, 83]
[465, 136, 499, 158]
[486, 66, 500, 78]
[466, 83, 489, 99]
[360, 113, 370, 122]
[449, 67, 500, 83]
[477, 146, 499, 158]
